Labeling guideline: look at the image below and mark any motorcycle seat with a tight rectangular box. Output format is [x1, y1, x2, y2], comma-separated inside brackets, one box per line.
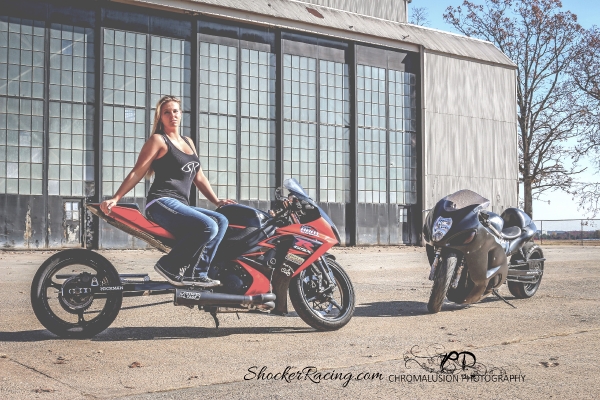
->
[104, 204, 175, 240]
[116, 203, 141, 212]
[501, 226, 521, 240]
[501, 207, 532, 230]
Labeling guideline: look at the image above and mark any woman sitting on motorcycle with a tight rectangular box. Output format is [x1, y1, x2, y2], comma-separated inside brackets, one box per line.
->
[99, 95, 235, 287]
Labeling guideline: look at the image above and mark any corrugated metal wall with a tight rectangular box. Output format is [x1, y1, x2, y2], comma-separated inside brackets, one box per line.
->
[299, 0, 407, 23]
[423, 52, 517, 214]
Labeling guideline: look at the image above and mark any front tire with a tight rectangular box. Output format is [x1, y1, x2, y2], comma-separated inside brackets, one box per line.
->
[427, 254, 457, 313]
[289, 258, 355, 331]
[508, 244, 544, 298]
[31, 249, 123, 339]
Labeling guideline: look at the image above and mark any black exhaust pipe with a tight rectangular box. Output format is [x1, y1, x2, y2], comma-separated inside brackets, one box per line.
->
[174, 289, 276, 307]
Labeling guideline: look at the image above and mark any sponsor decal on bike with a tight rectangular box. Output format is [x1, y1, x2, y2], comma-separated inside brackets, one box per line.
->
[300, 225, 318, 236]
[178, 290, 203, 300]
[285, 253, 304, 266]
[293, 245, 312, 254]
[68, 288, 92, 295]
[99, 286, 123, 291]
[280, 265, 294, 277]
[294, 237, 321, 253]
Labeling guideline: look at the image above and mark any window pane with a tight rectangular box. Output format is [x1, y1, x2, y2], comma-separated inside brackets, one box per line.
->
[198, 41, 238, 200]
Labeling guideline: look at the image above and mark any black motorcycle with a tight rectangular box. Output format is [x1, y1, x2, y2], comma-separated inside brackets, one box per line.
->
[422, 189, 545, 313]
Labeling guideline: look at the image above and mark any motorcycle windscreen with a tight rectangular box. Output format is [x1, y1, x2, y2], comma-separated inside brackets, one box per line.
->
[442, 189, 490, 212]
[284, 178, 341, 243]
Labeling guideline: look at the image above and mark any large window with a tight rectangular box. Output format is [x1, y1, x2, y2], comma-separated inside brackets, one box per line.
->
[283, 53, 317, 197]
[48, 23, 95, 197]
[319, 60, 350, 203]
[198, 40, 237, 200]
[102, 29, 146, 198]
[0, 17, 45, 195]
[198, 31, 277, 202]
[389, 70, 417, 204]
[240, 47, 276, 201]
[150, 36, 191, 136]
[283, 39, 350, 203]
[357, 64, 387, 203]
[356, 47, 418, 205]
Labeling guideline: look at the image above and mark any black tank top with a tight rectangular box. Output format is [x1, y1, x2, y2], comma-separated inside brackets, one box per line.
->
[146, 133, 201, 206]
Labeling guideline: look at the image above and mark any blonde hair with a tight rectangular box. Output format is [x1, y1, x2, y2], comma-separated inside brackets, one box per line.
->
[145, 95, 183, 180]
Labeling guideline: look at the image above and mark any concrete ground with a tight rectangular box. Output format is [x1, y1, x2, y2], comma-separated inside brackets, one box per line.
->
[0, 245, 598, 399]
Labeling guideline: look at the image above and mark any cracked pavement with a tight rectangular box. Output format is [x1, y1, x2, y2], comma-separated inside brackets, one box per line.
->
[0, 245, 599, 399]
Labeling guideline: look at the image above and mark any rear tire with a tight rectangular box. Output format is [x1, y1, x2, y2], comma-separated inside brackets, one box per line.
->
[289, 258, 355, 331]
[508, 244, 544, 299]
[31, 249, 122, 339]
[427, 254, 457, 313]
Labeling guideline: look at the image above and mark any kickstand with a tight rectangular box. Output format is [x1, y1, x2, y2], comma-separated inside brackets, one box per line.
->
[493, 289, 516, 309]
[209, 309, 220, 329]
[236, 312, 240, 320]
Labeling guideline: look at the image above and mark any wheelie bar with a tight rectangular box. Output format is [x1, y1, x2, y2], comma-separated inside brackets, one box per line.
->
[174, 289, 276, 308]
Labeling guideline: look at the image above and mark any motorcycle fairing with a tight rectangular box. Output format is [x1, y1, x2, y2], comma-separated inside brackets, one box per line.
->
[236, 260, 271, 295]
[425, 198, 508, 304]
[276, 217, 338, 277]
[86, 204, 175, 253]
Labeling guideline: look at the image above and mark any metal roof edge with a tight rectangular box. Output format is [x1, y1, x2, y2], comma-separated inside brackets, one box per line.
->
[113, 0, 421, 52]
[112, 0, 515, 67]
[423, 48, 517, 70]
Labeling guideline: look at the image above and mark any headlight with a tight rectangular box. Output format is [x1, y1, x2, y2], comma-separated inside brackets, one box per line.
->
[432, 217, 452, 242]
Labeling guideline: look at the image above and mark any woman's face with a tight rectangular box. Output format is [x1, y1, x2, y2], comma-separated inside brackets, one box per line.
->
[160, 101, 181, 131]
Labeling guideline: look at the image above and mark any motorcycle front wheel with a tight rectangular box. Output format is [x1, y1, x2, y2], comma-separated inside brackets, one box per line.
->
[31, 249, 123, 339]
[427, 253, 457, 313]
[289, 258, 355, 331]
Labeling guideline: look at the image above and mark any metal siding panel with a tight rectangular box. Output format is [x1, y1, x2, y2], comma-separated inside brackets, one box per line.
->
[356, 203, 377, 245]
[0, 195, 45, 249]
[423, 51, 518, 213]
[426, 53, 516, 122]
[301, 0, 407, 23]
[378, 203, 389, 245]
[48, 196, 64, 248]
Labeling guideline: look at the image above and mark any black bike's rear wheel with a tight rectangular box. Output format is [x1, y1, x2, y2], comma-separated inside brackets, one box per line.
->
[508, 245, 544, 299]
[289, 258, 355, 331]
[427, 254, 457, 313]
[31, 249, 122, 339]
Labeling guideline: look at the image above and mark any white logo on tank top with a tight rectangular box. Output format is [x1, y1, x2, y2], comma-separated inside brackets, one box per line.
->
[181, 161, 200, 178]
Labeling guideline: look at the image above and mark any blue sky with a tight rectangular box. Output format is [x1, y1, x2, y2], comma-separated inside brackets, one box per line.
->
[408, 1, 599, 220]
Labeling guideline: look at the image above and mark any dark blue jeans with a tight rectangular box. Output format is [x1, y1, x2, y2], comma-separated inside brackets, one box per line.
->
[146, 197, 228, 277]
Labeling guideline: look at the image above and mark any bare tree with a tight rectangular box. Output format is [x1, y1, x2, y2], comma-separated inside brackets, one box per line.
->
[444, 0, 587, 218]
[410, 7, 430, 26]
[570, 27, 600, 216]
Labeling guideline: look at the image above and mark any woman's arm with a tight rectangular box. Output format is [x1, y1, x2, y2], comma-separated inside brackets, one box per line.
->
[100, 135, 165, 214]
[193, 168, 236, 207]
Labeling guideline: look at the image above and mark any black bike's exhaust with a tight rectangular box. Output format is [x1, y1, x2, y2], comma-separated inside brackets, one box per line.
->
[174, 289, 276, 307]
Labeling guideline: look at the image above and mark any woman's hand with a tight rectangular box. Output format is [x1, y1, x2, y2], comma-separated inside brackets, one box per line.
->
[216, 199, 236, 207]
[100, 198, 119, 214]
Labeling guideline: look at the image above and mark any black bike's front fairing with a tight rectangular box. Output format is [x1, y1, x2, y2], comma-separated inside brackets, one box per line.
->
[424, 190, 508, 304]
[284, 178, 342, 244]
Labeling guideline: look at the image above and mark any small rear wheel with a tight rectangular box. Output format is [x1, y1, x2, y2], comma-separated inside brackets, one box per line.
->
[31, 249, 122, 338]
[508, 245, 544, 299]
[427, 254, 457, 313]
[289, 258, 355, 331]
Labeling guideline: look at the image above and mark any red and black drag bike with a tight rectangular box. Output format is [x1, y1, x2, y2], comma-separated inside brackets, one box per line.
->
[30, 179, 355, 338]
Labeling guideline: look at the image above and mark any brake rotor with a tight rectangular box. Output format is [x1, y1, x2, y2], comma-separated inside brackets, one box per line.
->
[58, 272, 95, 314]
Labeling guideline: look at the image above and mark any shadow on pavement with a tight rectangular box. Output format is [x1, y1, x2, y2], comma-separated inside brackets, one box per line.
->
[0, 325, 314, 342]
[354, 300, 471, 317]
